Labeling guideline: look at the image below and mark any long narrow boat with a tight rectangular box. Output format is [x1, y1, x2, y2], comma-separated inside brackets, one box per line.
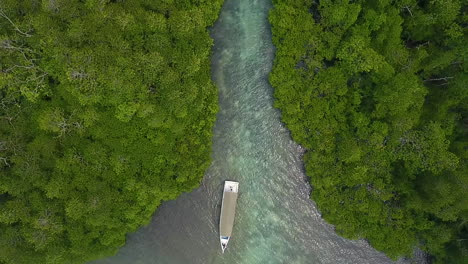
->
[219, 181, 239, 253]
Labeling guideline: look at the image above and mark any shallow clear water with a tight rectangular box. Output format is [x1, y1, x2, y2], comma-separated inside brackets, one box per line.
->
[93, 0, 417, 263]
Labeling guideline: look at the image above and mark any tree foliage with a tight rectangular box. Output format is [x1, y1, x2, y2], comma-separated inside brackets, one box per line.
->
[0, 0, 223, 263]
[270, 0, 467, 262]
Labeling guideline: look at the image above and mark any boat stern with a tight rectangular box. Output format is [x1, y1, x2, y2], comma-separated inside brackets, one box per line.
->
[220, 236, 230, 253]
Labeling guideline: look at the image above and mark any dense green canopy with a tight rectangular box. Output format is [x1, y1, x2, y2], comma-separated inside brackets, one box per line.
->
[270, 0, 467, 262]
[0, 0, 222, 263]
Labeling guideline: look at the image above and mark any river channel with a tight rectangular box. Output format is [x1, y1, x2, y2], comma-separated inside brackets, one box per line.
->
[94, 0, 416, 263]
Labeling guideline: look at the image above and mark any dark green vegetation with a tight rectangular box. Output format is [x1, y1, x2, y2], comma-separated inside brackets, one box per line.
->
[0, 0, 223, 263]
[270, 0, 467, 262]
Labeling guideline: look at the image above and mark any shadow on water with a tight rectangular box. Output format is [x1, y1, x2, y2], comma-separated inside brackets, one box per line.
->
[92, 0, 425, 263]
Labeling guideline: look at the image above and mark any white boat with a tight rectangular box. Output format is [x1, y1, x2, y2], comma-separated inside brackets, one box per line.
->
[219, 181, 239, 253]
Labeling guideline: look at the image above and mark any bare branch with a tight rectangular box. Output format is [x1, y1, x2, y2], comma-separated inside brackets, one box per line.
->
[0, 141, 6, 151]
[0, 157, 9, 166]
[416, 41, 429, 49]
[424, 77, 454, 82]
[0, 9, 32, 37]
[0, 39, 33, 53]
[404, 6, 413, 17]
[70, 71, 89, 80]
[3, 64, 36, 73]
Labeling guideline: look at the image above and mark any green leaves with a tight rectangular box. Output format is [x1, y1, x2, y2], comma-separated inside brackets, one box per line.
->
[0, 0, 223, 263]
[115, 102, 139, 122]
[270, 0, 467, 261]
[396, 122, 459, 174]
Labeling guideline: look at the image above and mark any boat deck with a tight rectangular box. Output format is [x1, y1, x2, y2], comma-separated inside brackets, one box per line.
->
[220, 181, 239, 238]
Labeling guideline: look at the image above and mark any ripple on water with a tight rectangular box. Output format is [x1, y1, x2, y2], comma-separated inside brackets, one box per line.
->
[92, 0, 424, 264]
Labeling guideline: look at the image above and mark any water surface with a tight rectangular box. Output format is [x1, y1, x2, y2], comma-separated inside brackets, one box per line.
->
[94, 0, 416, 263]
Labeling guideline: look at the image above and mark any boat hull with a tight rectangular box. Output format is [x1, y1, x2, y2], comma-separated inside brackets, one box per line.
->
[219, 181, 239, 253]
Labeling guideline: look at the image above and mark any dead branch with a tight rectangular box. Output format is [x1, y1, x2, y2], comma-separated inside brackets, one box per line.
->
[424, 77, 454, 82]
[0, 9, 32, 37]
[404, 6, 413, 17]
[0, 157, 9, 166]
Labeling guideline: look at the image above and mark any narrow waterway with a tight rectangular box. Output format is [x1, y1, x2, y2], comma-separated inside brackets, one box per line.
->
[94, 0, 415, 263]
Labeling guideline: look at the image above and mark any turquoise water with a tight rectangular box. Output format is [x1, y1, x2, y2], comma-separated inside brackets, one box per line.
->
[93, 0, 419, 263]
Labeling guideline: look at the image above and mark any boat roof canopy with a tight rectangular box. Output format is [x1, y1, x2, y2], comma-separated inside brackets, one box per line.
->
[220, 191, 238, 237]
